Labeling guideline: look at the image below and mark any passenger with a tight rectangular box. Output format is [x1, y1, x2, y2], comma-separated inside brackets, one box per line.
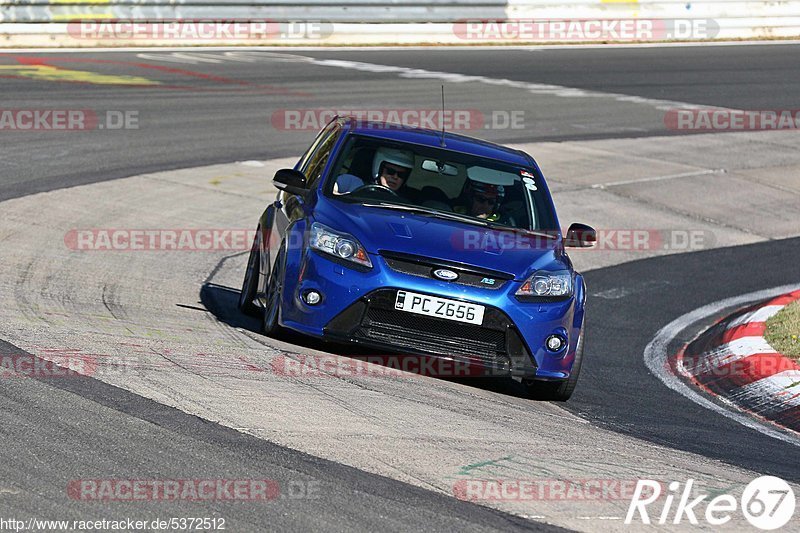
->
[454, 181, 505, 221]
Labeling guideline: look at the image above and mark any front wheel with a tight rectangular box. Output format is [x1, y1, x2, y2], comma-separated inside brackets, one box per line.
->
[262, 243, 285, 337]
[524, 328, 585, 402]
[238, 229, 261, 316]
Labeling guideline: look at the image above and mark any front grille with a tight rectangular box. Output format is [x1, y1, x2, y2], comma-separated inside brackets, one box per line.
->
[380, 251, 511, 290]
[361, 307, 506, 362]
[342, 289, 532, 369]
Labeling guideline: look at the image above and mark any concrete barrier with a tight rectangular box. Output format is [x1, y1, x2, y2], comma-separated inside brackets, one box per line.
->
[0, 0, 798, 46]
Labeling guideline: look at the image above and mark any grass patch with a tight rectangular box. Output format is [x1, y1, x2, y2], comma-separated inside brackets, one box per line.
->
[765, 301, 800, 360]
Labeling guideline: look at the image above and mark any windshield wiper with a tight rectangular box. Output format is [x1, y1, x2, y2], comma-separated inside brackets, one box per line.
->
[362, 203, 489, 227]
[484, 221, 557, 239]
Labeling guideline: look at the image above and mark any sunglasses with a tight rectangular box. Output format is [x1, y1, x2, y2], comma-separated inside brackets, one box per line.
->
[381, 165, 410, 179]
[473, 195, 496, 205]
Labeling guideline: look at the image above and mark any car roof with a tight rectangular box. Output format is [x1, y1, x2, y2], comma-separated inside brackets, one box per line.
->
[339, 117, 536, 169]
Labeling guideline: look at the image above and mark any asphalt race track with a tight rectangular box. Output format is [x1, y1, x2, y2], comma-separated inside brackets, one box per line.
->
[0, 44, 799, 531]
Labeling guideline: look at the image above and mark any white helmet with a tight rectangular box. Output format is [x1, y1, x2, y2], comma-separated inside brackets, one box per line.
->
[372, 147, 415, 180]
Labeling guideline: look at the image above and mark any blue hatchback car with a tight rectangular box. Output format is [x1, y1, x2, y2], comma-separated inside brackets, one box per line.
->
[240, 117, 596, 400]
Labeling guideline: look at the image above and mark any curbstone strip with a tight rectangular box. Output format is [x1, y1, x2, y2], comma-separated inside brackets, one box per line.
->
[675, 290, 800, 432]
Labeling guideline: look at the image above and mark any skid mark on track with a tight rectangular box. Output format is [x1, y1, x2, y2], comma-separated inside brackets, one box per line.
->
[101, 283, 129, 322]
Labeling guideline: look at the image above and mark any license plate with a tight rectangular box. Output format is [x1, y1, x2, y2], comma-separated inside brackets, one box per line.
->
[394, 290, 485, 325]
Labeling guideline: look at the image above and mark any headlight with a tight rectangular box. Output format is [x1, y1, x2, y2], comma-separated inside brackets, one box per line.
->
[310, 222, 372, 268]
[516, 270, 573, 299]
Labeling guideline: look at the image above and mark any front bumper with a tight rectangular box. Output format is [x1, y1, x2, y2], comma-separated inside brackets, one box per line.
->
[323, 288, 537, 377]
[279, 249, 584, 379]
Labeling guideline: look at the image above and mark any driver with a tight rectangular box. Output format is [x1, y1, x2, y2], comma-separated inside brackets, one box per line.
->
[454, 180, 505, 221]
[334, 147, 414, 195]
[372, 147, 414, 193]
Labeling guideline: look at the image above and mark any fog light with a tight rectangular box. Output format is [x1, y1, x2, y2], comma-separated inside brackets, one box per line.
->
[303, 290, 321, 305]
[546, 335, 566, 352]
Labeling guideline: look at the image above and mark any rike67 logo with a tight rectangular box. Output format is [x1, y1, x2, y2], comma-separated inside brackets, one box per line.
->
[626, 476, 796, 530]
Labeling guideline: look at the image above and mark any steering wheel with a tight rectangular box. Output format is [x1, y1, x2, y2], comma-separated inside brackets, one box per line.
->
[351, 183, 399, 197]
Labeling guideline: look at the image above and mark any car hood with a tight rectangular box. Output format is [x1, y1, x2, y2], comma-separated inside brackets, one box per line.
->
[316, 201, 564, 280]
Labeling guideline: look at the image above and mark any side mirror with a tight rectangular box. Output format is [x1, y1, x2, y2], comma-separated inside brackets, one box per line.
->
[273, 169, 309, 195]
[564, 223, 597, 248]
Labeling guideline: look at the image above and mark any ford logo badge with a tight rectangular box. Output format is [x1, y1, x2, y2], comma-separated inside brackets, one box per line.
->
[433, 269, 458, 281]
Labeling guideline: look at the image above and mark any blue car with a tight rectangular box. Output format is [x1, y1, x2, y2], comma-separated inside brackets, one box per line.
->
[239, 117, 596, 400]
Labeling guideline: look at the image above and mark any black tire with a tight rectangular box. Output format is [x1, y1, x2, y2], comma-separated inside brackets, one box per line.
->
[238, 229, 261, 316]
[262, 243, 285, 337]
[524, 328, 585, 402]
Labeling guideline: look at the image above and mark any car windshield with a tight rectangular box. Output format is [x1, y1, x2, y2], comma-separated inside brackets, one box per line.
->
[323, 134, 558, 232]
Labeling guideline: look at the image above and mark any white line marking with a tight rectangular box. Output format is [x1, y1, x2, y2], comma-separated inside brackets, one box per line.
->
[136, 52, 220, 64]
[136, 51, 309, 65]
[306, 58, 734, 112]
[644, 283, 800, 446]
[591, 169, 726, 189]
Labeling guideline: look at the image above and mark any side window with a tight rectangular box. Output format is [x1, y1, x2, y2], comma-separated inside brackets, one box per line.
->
[296, 128, 328, 170]
[297, 119, 338, 173]
[301, 126, 340, 190]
